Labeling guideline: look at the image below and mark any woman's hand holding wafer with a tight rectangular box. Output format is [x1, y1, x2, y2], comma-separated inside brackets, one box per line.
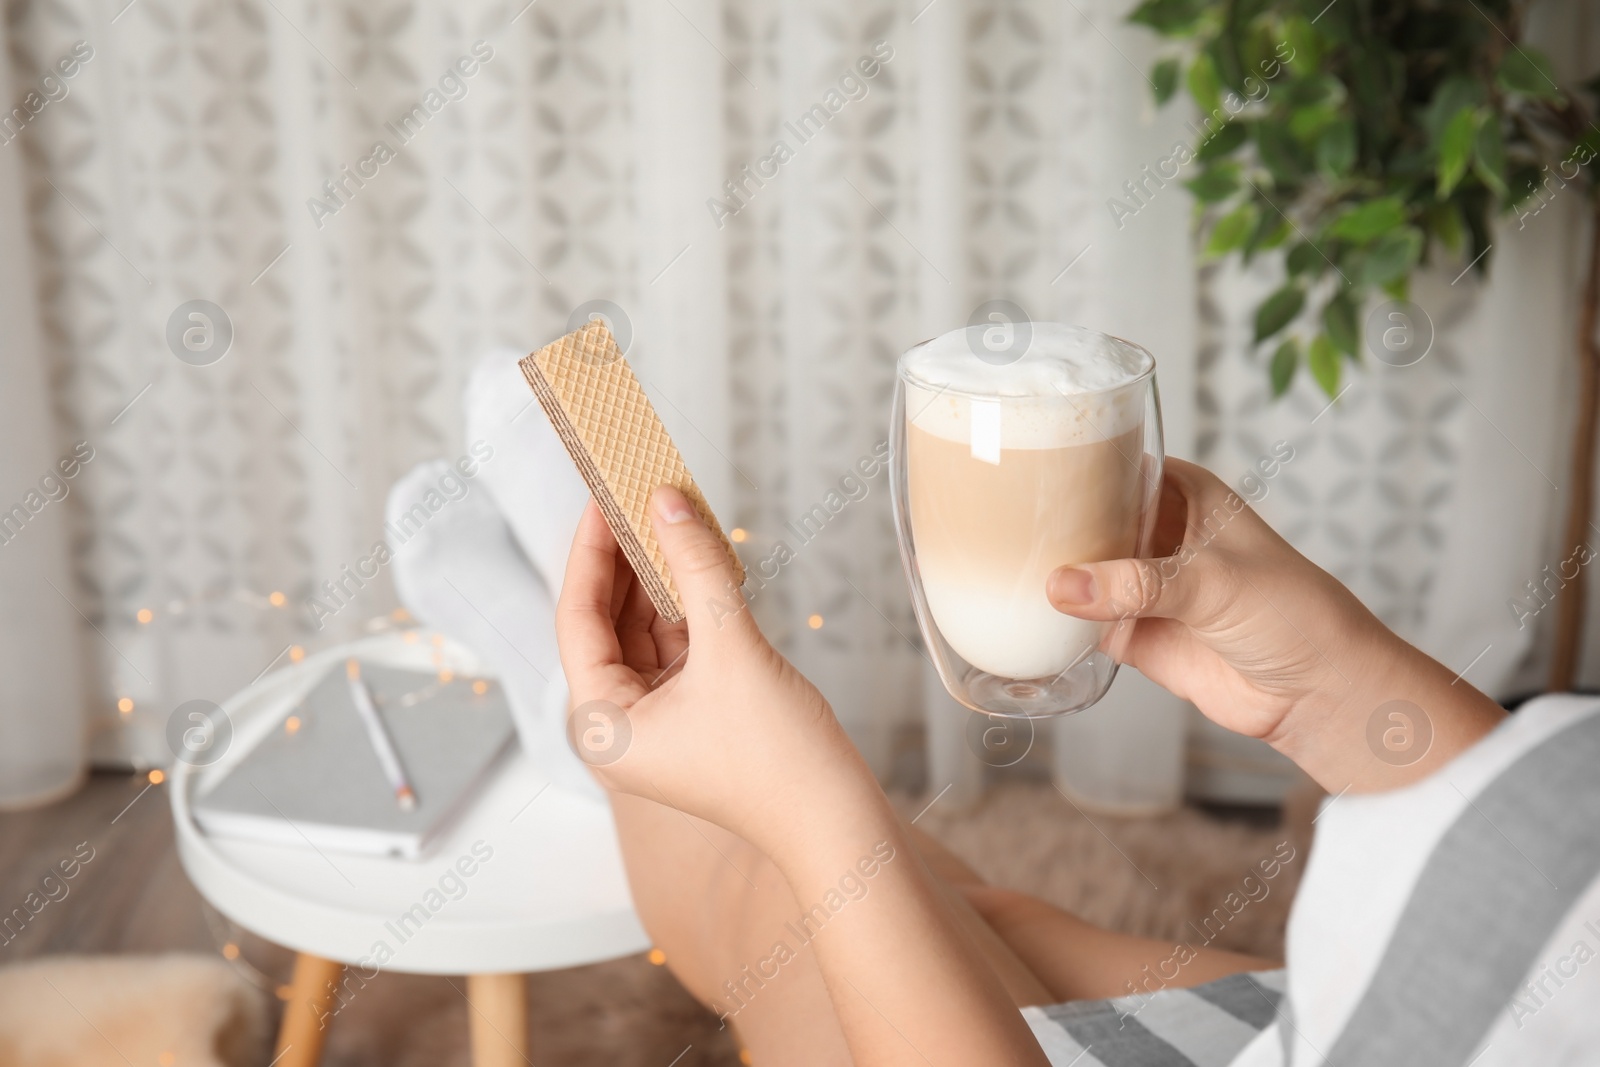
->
[556, 488, 1053, 1067]
[555, 488, 884, 861]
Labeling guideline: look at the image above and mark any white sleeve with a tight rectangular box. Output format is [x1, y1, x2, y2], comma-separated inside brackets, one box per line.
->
[1274, 695, 1600, 1066]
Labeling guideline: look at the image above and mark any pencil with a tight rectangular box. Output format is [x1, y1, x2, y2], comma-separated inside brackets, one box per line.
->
[345, 659, 417, 811]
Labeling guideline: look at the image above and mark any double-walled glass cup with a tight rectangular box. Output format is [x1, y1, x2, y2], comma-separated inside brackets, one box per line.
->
[890, 323, 1164, 718]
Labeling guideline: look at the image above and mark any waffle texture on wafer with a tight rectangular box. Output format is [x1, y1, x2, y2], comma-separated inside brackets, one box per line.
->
[520, 321, 745, 623]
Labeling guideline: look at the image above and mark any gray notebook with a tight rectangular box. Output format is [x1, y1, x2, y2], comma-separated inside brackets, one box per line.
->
[193, 661, 515, 859]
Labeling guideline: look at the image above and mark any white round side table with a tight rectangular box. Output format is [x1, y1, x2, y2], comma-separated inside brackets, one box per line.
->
[169, 634, 648, 1067]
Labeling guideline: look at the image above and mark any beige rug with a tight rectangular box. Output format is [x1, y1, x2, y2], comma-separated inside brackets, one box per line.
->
[0, 955, 270, 1067]
[311, 783, 1307, 1067]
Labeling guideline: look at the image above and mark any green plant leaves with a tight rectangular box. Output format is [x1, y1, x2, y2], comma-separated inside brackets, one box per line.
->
[1197, 122, 1249, 161]
[1328, 196, 1406, 242]
[1255, 121, 1308, 186]
[1284, 73, 1346, 111]
[1317, 119, 1357, 177]
[1281, 17, 1319, 73]
[1423, 76, 1485, 141]
[1188, 53, 1223, 115]
[1206, 202, 1260, 258]
[1130, 0, 1206, 36]
[1361, 226, 1423, 287]
[1240, 22, 1283, 83]
[1437, 107, 1480, 197]
[1463, 197, 1493, 277]
[1270, 338, 1299, 396]
[1247, 213, 1292, 257]
[1208, 34, 1247, 97]
[1308, 334, 1340, 396]
[1428, 201, 1466, 256]
[1497, 48, 1562, 101]
[1287, 241, 1325, 278]
[1186, 163, 1241, 202]
[1254, 283, 1304, 343]
[1152, 58, 1182, 104]
[1122, 0, 1578, 408]
[1473, 117, 1509, 198]
[1289, 103, 1339, 140]
[1280, 77, 1344, 150]
[1323, 291, 1359, 356]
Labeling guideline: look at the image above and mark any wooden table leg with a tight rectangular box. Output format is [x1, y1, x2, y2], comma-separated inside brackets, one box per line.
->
[467, 972, 529, 1067]
[273, 953, 344, 1067]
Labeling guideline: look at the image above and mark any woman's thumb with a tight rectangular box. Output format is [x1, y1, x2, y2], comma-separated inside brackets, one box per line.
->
[649, 486, 756, 640]
[1046, 555, 1204, 624]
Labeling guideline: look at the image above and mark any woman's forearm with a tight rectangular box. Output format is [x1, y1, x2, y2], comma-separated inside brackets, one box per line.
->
[766, 779, 1050, 1066]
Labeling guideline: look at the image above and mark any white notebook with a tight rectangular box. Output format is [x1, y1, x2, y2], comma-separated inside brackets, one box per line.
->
[193, 661, 515, 859]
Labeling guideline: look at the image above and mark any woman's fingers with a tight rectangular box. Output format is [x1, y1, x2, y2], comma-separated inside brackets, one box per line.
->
[649, 486, 760, 648]
[616, 555, 690, 681]
[1048, 554, 1210, 624]
[556, 501, 638, 702]
[609, 548, 634, 625]
[1146, 461, 1194, 557]
[1118, 616, 1216, 703]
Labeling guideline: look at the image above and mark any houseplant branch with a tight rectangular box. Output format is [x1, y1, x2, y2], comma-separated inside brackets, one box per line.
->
[1130, 0, 1600, 691]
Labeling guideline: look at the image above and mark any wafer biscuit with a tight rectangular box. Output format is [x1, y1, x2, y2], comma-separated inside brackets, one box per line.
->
[520, 320, 744, 623]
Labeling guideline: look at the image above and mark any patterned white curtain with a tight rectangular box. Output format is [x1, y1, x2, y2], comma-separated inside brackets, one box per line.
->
[4, 0, 653, 773]
[2, 0, 1592, 798]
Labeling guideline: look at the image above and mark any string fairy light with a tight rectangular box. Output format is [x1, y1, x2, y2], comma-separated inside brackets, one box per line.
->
[127, 582, 302, 628]
[108, 583, 499, 735]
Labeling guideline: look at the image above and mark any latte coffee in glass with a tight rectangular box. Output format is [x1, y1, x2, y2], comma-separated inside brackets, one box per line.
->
[891, 323, 1162, 717]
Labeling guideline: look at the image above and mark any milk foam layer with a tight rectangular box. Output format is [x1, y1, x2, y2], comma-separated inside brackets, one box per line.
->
[903, 323, 1153, 450]
[904, 322, 1152, 396]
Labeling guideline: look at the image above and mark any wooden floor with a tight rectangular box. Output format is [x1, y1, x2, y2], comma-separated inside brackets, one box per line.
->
[0, 772, 739, 1067]
[0, 771, 239, 962]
